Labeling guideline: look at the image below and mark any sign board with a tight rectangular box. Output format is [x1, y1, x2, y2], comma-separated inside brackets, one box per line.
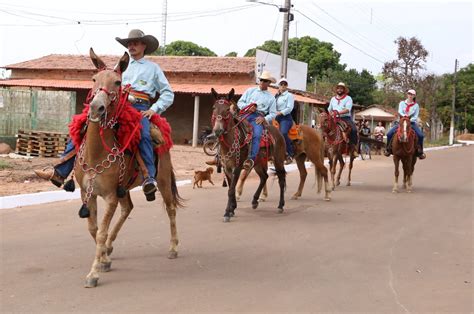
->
[255, 49, 308, 91]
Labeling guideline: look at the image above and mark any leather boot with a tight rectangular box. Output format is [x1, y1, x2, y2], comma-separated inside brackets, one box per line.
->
[34, 168, 65, 187]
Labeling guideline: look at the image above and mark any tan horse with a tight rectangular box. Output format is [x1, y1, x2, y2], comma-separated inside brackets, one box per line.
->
[76, 49, 182, 288]
[236, 125, 331, 201]
[211, 88, 286, 222]
[319, 112, 357, 190]
[391, 116, 417, 193]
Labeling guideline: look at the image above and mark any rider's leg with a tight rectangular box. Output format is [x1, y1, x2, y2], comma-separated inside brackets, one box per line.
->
[384, 124, 398, 156]
[277, 114, 294, 159]
[134, 104, 157, 195]
[411, 122, 426, 159]
[34, 139, 76, 186]
[341, 117, 358, 156]
[244, 113, 263, 170]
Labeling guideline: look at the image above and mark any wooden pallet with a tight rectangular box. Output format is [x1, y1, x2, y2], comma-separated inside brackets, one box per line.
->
[15, 129, 69, 158]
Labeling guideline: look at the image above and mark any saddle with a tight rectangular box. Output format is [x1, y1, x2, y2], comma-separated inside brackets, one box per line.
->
[272, 120, 303, 141]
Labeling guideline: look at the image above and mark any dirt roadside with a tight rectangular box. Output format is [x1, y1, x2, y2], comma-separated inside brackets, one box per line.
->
[0, 145, 217, 196]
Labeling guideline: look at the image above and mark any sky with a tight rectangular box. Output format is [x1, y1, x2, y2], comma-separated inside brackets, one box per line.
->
[0, 0, 472, 78]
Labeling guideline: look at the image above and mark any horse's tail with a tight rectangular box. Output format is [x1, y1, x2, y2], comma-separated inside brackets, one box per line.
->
[170, 169, 185, 209]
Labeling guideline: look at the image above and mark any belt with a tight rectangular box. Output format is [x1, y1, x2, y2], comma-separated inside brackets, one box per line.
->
[130, 90, 151, 105]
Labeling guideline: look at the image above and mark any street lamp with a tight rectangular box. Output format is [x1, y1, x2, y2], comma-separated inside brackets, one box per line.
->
[247, 0, 292, 78]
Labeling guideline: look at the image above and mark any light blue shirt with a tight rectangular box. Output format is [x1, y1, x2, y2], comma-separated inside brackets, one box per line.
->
[237, 87, 277, 123]
[122, 57, 174, 114]
[327, 95, 353, 117]
[275, 90, 294, 116]
[398, 100, 419, 122]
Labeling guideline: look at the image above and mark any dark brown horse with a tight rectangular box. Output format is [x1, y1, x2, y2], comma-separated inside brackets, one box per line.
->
[76, 49, 182, 288]
[236, 125, 331, 201]
[391, 116, 417, 192]
[211, 88, 286, 222]
[319, 111, 358, 190]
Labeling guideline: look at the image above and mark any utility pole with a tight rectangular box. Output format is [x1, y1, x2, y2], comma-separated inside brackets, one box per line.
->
[449, 59, 458, 145]
[280, 0, 292, 78]
[161, 0, 168, 55]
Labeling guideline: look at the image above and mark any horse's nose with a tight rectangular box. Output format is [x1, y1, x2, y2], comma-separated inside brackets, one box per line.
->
[97, 105, 105, 114]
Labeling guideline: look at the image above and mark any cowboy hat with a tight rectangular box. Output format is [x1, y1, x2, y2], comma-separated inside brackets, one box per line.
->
[115, 29, 159, 55]
[258, 71, 276, 83]
[277, 77, 289, 85]
[333, 82, 349, 94]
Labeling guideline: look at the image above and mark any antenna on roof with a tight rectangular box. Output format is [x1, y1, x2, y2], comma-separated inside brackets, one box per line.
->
[161, 0, 168, 56]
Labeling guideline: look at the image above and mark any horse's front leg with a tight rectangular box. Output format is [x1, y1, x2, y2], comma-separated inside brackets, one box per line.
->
[223, 167, 241, 222]
[406, 156, 414, 193]
[336, 154, 345, 187]
[84, 193, 98, 242]
[329, 155, 336, 190]
[85, 197, 118, 288]
[392, 157, 400, 193]
[292, 154, 307, 200]
[106, 192, 133, 256]
[235, 168, 249, 201]
[347, 153, 355, 186]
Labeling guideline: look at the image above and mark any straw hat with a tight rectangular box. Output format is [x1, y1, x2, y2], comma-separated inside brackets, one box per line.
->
[258, 71, 276, 83]
[333, 82, 349, 94]
[115, 29, 159, 55]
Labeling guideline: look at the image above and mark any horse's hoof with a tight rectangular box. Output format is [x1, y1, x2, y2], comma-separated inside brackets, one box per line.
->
[236, 195, 241, 201]
[392, 189, 398, 193]
[168, 251, 178, 259]
[106, 246, 114, 256]
[324, 197, 331, 201]
[336, 182, 341, 186]
[252, 202, 258, 209]
[277, 207, 284, 214]
[258, 197, 266, 202]
[291, 195, 298, 200]
[346, 182, 351, 186]
[84, 277, 99, 288]
[407, 190, 412, 193]
[229, 211, 235, 217]
[223, 216, 231, 223]
[99, 261, 112, 272]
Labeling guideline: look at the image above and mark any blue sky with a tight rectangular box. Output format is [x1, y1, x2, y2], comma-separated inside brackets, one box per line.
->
[0, 0, 472, 77]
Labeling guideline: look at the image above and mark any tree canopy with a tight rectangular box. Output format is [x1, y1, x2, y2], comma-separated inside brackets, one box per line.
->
[154, 40, 217, 57]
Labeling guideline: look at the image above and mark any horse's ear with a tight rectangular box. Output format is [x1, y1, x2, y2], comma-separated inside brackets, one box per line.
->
[211, 88, 219, 100]
[89, 48, 107, 70]
[114, 51, 129, 74]
[228, 88, 235, 101]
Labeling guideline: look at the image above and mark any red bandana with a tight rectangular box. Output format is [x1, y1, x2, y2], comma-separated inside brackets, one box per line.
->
[336, 94, 347, 104]
[404, 101, 416, 114]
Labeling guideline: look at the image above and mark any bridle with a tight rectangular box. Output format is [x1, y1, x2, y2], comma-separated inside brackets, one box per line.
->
[211, 98, 233, 129]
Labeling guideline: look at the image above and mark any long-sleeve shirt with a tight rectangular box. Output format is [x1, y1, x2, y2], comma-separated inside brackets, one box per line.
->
[327, 95, 353, 118]
[122, 57, 174, 114]
[398, 100, 419, 122]
[237, 87, 277, 123]
[275, 90, 294, 116]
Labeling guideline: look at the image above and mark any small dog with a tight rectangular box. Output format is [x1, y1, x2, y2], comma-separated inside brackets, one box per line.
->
[193, 167, 215, 189]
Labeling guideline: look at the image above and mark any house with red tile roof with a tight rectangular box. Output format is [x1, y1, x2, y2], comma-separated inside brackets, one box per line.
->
[1, 54, 327, 145]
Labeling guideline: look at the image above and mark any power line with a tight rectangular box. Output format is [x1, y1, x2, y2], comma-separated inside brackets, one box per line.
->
[294, 9, 385, 65]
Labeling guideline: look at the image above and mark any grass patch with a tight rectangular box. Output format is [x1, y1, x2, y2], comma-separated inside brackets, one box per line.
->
[0, 159, 13, 170]
[425, 136, 450, 147]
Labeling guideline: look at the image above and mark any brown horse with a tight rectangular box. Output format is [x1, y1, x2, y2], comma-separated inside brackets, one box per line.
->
[75, 49, 182, 288]
[391, 116, 417, 193]
[236, 125, 331, 201]
[319, 111, 358, 190]
[211, 88, 286, 222]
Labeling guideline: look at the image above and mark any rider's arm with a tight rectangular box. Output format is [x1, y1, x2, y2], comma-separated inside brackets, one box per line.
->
[265, 97, 277, 123]
[279, 93, 294, 116]
[339, 97, 353, 115]
[150, 64, 174, 114]
[237, 88, 252, 110]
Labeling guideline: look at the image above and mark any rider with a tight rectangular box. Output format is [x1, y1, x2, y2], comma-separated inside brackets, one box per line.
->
[275, 78, 295, 164]
[238, 71, 277, 170]
[34, 29, 175, 199]
[327, 82, 358, 156]
[384, 89, 426, 159]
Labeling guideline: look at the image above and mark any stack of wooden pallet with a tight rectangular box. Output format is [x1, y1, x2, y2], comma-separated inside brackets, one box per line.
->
[16, 129, 69, 157]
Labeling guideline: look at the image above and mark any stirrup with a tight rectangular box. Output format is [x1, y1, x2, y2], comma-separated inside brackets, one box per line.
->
[142, 177, 157, 195]
[418, 152, 426, 160]
[243, 159, 254, 171]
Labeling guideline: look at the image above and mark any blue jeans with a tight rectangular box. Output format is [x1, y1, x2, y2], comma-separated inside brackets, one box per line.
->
[245, 112, 264, 161]
[133, 103, 156, 178]
[341, 116, 358, 145]
[55, 103, 155, 179]
[387, 121, 424, 148]
[276, 114, 294, 157]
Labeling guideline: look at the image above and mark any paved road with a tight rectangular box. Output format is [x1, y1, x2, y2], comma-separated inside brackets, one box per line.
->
[1, 146, 472, 313]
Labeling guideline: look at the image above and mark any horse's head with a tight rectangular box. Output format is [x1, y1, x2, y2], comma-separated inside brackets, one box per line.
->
[398, 116, 412, 142]
[210, 88, 235, 137]
[88, 48, 129, 123]
[318, 112, 330, 131]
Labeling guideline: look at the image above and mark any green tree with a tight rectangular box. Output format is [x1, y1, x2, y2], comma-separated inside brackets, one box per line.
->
[225, 52, 238, 57]
[456, 63, 474, 132]
[245, 36, 344, 82]
[153, 40, 217, 56]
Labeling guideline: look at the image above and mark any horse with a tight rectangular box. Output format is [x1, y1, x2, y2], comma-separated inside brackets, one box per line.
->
[210, 88, 286, 222]
[391, 116, 417, 193]
[235, 124, 331, 202]
[319, 111, 358, 190]
[75, 48, 182, 287]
